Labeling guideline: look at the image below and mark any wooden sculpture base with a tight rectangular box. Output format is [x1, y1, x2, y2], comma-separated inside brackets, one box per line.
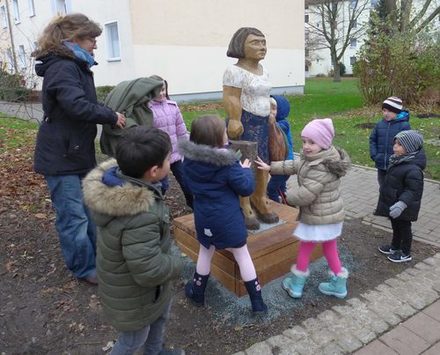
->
[173, 201, 323, 297]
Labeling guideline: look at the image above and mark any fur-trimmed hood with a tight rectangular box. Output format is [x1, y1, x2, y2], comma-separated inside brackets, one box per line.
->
[179, 140, 239, 166]
[302, 146, 351, 178]
[83, 159, 158, 224]
[179, 140, 241, 182]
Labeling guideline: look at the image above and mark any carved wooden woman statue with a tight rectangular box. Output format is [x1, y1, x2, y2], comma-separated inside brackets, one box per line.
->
[223, 27, 279, 230]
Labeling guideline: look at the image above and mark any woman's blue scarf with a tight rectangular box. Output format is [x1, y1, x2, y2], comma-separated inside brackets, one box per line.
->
[63, 41, 96, 68]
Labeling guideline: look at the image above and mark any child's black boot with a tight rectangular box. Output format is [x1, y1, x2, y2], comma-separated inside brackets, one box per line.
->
[244, 278, 268, 314]
[185, 272, 209, 307]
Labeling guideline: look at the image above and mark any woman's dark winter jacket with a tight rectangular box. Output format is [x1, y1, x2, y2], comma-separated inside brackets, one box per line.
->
[369, 111, 411, 171]
[82, 159, 184, 331]
[34, 53, 117, 176]
[179, 140, 255, 249]
[375, 150, 426, 221]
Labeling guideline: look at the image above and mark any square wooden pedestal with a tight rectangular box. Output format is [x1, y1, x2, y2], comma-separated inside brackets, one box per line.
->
[173, 201, 323, 297]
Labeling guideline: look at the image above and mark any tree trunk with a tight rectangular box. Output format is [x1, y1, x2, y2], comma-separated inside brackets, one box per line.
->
[333, 62, 341, 82]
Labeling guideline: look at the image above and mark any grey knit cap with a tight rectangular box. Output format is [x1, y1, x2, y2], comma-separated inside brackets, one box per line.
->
[394, 130, 424, 153]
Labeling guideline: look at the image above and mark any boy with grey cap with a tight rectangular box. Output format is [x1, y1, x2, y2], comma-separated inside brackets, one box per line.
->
[375, 130, 426, 262]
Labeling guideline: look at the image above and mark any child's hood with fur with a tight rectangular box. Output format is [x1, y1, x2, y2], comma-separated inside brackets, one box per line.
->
[82, 159, 158, 225]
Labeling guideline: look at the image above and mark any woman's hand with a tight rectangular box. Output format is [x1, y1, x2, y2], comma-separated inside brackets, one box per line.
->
[227, 120, 244, 139]
[115, 112, 126, 129]
[240, 158, 251, 169]
[254, 156, 270, 171]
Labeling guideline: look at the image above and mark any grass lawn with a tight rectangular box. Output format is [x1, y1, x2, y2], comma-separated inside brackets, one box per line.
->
[1, 77, 439, 180]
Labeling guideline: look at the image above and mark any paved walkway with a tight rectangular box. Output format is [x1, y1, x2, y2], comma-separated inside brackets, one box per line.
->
[236, 165, 440, 355]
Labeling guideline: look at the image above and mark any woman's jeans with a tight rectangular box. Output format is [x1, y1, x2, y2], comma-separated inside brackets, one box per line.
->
[45, 174, 96, 279]
[110, 301, 172, 355]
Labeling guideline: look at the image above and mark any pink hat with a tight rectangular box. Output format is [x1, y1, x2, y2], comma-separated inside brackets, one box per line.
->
[301, 118, 335, 149]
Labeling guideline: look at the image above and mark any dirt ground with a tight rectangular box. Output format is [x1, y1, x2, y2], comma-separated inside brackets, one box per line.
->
[1, 169, 439, 355]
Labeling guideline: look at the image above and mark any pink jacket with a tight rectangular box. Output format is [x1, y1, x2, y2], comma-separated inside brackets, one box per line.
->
[148, 99, 189, 164]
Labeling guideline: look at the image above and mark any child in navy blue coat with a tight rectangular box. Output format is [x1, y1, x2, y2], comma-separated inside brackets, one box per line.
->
[179, 115, 267, 314]
[267, 95, 294, 203]
[369, 96, 410, 187]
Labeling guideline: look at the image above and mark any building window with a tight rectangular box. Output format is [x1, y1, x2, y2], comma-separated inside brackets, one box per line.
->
[305, 48, 310, 57]
[18, 45, 26, 69]
[52, 0, 70, 15]
[28, 0, 36, 17]
[351, 19, 357, 28]
[305, 14, 309, 23]
[350, 0, 358, 8]
[12, 0, 20, 23]
[371, 0, 379, 6]
[1, 6, 7, 28]
[105, 22, 120, 61]
[6, 48, 14, 72]
[350, 56, 357, 65]
[350, 38, 357, 48]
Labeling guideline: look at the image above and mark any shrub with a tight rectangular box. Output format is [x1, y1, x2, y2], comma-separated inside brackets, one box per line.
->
[0, 70, 31, 101]
[354, 30, 440, 105]
[96, 85, 115, 103]
[328, 63, 346, 78]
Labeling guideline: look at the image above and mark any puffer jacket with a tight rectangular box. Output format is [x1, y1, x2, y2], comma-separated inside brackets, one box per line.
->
[149, 99, 189, 164]
[375, 150, 425, 221]
[179, 140, 254, 249]
[270, 146, 351, 225]
[369, 111, 411, 171]
[82, 159, 184, 331]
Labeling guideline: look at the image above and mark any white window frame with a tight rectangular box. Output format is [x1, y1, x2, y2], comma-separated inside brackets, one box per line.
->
[51, 0, 71, 15]
[18, 45, 26, 69]
[12, 0, 20, 24]
[6, 48, 14, 72]
[350, 38, 357, 48]
[350, 56, 357, 66]
[28, 0, 35, 17]
[104, 21, 121, 62]
[1, 5, 8, 28]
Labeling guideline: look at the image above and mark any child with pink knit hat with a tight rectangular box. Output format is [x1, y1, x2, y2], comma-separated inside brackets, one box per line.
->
[256, 118, 351, 299]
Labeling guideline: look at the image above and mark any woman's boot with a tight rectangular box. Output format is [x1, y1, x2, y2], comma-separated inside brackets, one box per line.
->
[244, 278, 268, 313]
[282, 265, 309, 299]
[185, 272, 209, 306]
[318, 267, 348, 299]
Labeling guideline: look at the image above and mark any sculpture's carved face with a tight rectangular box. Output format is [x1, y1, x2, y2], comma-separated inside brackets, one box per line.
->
[243, 34, 266, 61]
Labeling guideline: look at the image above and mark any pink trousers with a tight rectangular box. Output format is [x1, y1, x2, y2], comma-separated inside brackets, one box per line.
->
[296, 240, 342, 274]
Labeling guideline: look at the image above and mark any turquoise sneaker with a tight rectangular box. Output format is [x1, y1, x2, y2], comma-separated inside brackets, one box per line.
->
[282, 265, 309, 299]
[318, 267, 348, 299]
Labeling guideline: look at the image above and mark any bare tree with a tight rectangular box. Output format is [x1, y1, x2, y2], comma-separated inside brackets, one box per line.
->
[306, 0, 370, 81]
[377, 0, 440, 34]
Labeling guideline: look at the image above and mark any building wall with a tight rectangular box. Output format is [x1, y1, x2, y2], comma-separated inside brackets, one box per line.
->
[0, 0, 305, 100]
[128, 0, 305, 99]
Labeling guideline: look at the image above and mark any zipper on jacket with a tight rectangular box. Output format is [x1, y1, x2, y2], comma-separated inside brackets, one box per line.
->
[384, 121, 390, 169]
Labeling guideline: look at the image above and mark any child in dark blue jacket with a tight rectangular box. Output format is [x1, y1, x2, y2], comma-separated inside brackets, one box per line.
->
[375, 130, 425, 263]
[179, 115, 267, 314]
[267, 95, 294, 203]
[369, 96, 410, 187]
